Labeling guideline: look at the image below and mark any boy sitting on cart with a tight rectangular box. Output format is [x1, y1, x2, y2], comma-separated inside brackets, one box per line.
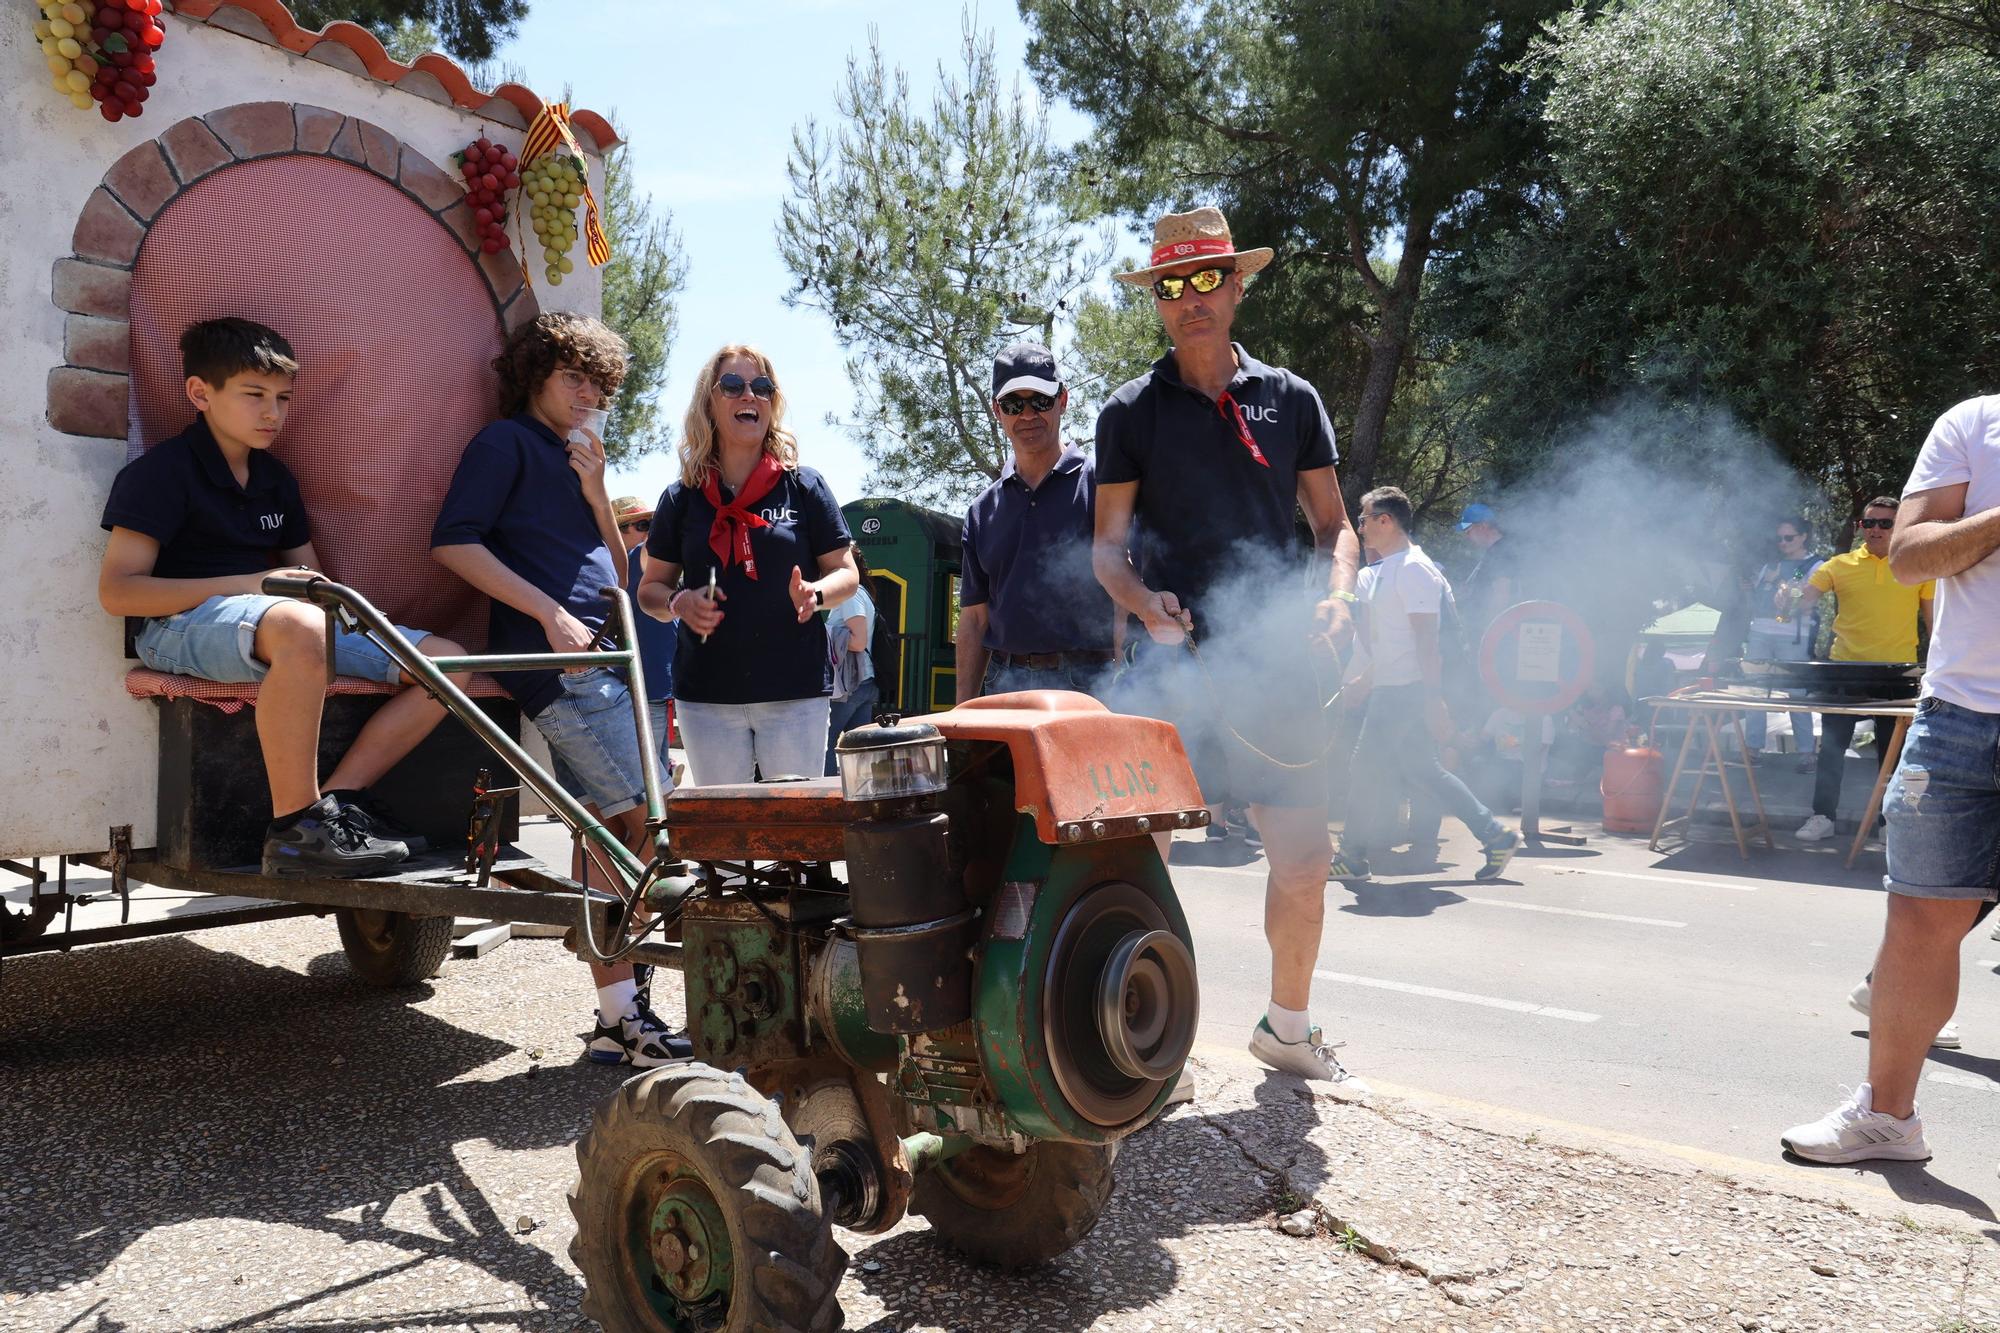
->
[431, 312, 687, 1069]
[98, 317, 470, 879]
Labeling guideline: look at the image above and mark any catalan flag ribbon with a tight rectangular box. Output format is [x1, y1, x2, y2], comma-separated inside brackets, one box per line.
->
[520, 101, 611, 272]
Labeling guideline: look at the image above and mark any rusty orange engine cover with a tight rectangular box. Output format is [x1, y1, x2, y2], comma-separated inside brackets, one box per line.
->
[919, 690, 1205, 844]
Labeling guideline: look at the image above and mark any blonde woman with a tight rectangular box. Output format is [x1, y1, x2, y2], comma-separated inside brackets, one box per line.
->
[636, 346, 858, 783]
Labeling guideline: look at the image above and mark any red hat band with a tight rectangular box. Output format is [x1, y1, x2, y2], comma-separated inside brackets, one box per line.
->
[1148, 235, 1236, 268]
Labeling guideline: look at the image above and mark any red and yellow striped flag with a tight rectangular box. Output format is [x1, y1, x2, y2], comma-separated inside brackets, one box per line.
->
[520, 101, 611, 269]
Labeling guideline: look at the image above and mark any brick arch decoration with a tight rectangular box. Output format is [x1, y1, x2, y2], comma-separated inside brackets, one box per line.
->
[46, 101, 539, 440]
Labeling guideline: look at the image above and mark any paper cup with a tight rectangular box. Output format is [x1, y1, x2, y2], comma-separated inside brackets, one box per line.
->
[569, 407, 611, 445]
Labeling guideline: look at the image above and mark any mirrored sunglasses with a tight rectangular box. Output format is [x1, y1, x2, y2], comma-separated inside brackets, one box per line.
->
[997, 392, 1056, 416]
[717, 373, 776, 401]
[1152, 266, 1233, 301]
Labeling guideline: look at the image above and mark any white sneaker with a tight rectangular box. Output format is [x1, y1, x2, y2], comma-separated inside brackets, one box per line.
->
[1781, 1083, 1929, 1163]
[1165, 1068, 1197, 1106]
[1249, 1018, 1371, 1096]
[1847, 979, 1960, 1047]
[1796, 814, 1837, 841]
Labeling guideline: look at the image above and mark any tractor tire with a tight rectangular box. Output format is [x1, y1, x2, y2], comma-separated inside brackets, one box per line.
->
[569, 1064, 847, 1333]
[911, 1139, 1116, 1270]
[333, 908, 452, 988]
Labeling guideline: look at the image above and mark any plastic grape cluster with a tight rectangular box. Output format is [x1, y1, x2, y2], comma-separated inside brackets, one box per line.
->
[456, 136, 520, 256]
[33, 0, 164, 122]
[524, 150, 585, 286]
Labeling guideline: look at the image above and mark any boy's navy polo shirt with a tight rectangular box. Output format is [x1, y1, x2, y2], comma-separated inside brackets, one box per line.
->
[1095, 343, 1338, 617]
[959, 447, 1114, 654]
[647, 465, 851, 706]
[625, 545, 676, 703]
[100, 416, 310, 576]
[431, 413, 622, 717]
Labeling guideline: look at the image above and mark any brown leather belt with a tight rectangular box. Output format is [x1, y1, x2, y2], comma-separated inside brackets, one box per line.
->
[990, 650, 1117, 670]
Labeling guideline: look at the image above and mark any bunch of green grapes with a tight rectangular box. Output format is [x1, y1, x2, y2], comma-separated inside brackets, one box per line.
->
[523, 150, 584, 286]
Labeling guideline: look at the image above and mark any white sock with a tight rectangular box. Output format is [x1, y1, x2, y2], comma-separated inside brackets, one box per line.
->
[1267, 1003, 1309, 1044]
[596, 978, 637, 1026]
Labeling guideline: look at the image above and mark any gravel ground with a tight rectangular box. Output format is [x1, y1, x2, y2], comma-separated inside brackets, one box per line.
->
[5, 917, 1999, 1332]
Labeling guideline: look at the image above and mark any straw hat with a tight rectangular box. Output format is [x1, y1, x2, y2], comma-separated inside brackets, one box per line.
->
[1114, 206, 1274, 286]
[612, 495, 653, 524]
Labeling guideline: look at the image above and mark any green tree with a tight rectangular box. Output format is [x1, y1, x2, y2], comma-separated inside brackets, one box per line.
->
[778, 18, 1111, 505]
[292, 0, 526, 62]
[1437, 0, 2000, 513]
[598, 136, 688, 462]
[1065, 275, 1164, 421]
[1018, 0, 1565, 500]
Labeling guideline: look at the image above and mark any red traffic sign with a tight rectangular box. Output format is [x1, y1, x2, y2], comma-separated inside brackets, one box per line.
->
[1478, 600, 1596, 715]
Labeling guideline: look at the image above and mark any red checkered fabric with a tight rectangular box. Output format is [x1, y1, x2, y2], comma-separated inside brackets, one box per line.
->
[128, 154, 504, 652]
[124, 666, 508, 716]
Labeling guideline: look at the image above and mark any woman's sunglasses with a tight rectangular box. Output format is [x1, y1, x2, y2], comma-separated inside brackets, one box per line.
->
[997, 392, 1056, 416]
[1152, 266, 1233, 302]
[619, 518, 652, 534]
[716, 373, 776, 401]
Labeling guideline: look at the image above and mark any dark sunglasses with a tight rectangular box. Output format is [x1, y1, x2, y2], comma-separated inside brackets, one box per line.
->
[619, 518, 652, 534]
[1858, 518, 1894, 530]
[716, 373, 776, 401]
[1152, 266, 1233, 301]
[997, 392, 1056, 416]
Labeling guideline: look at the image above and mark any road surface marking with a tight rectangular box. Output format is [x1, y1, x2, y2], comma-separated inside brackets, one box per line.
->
[1313, 969, 1600, 1022]
[1527, 866, 1762, 893]
[1926, 1068, 2000, 1093]
[1460, 897, 1685, 928]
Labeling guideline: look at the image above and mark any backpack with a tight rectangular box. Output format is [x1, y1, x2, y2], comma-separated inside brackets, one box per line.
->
[867, 588, 899, 714]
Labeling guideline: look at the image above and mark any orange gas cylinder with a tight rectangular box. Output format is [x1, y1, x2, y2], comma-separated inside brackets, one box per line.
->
[1600, 738, 1665, 834]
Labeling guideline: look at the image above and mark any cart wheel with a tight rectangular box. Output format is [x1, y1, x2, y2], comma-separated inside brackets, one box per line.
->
[569, 1064, 846, 1333]
[333, 908, 452, 988]
[910, 1139, 1115, 1270]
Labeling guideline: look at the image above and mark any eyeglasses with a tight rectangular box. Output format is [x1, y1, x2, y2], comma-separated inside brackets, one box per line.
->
[716, 373, 776, 401]
[619, 518, 651, 534]
[1152, 266, 1233, 302]
[1858, 518, 1894, 530]
[997, 392, 1056, 416]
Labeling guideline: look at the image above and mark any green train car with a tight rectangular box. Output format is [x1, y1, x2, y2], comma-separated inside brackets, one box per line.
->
[843, 496, 963, 714]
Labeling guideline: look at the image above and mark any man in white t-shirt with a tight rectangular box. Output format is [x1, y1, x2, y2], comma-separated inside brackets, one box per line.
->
[1330, 487, 1521, 884]
[1784, 396, 2000, 1167]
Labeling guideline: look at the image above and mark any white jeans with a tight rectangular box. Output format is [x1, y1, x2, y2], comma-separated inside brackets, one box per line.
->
[674, 696, 831, 785]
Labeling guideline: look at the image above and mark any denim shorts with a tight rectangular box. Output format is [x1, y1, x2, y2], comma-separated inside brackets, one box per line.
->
[134, 593, 423, 685]
[1883, 696, 2000, 901]
[533, 668, 646, 819]
[980, 657, 1110, 701]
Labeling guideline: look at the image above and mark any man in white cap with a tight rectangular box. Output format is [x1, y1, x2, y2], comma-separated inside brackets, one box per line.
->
[1092, 206, 1368, 1091]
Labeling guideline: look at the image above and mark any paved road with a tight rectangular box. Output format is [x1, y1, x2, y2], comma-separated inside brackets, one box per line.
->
[1166, 821, 2000, 1213]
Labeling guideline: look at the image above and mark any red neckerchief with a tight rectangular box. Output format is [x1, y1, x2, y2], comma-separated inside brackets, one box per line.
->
[1215, 390, 1270, 467]
[703, 453, 785, 579]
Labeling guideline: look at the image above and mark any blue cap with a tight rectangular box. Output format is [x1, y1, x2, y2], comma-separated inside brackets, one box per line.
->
[1457, 502, 1497, 532]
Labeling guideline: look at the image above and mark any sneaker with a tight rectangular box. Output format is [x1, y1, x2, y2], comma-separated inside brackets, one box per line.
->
[1848, 980, 1960, 1048]
[1248, 1018, 1371, 1095]
[1796, 814, 1837, 842]
[1475, 829, 1521, 882]
[584, 1005, 693, 1068]
[1780, 1083, 1930, 1163]
[1205, 823, 1234, 843]
[1795, 754, 1818, 774]
[1327, 850, 1371, 883]
[261, 796, 408, 877]
[1165, 1068, 1197, 1107]
[326, 789, 430, 854]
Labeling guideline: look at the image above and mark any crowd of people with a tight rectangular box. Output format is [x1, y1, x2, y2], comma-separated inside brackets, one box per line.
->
[93, 202, 2000, 1141]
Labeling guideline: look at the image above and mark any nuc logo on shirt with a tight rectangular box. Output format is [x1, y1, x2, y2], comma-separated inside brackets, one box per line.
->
[258, 513, 285, 531]
[1240, 403, 1278, 424]
[758, 505, 798, 524]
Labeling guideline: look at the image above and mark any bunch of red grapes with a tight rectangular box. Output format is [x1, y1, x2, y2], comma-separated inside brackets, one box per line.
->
[33, 0, 164, 123]
[457, 137, 521, 256]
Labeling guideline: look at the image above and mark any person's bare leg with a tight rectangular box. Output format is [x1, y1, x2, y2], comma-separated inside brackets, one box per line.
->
[582, 803, 652, 989]
[1256, 802, 1333, 1012]
[250, 601, 329, 816]
[1867, 894, 1981, 1118]
[322, 635, 466, 793]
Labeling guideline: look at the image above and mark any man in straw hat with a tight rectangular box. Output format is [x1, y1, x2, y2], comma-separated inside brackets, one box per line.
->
[1093, 206, 1368, 1091]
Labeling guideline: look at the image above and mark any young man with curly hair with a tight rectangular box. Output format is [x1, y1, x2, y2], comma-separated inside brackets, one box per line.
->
[432, 312, 686, 1068]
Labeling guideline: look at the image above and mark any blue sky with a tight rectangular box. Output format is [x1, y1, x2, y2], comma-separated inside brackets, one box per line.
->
[492, 1, 1096, 511]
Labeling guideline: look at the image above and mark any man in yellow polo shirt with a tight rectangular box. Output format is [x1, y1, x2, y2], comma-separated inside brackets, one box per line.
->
[1794, 495, 1934, 840]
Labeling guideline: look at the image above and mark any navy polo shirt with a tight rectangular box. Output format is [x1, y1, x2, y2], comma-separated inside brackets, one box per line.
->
[431, 413, 622, 717]
[960, 447, 1114, 655]
[1095, 343, 1337, 617]
[626, 545, 676, 703]
[100, 417, 310, 575]
[647, 465, 850, 706]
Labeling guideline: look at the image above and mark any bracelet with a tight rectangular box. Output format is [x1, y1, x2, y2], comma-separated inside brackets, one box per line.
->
[666, 588, 684, 621]
[1330, 589, 1358, 605]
